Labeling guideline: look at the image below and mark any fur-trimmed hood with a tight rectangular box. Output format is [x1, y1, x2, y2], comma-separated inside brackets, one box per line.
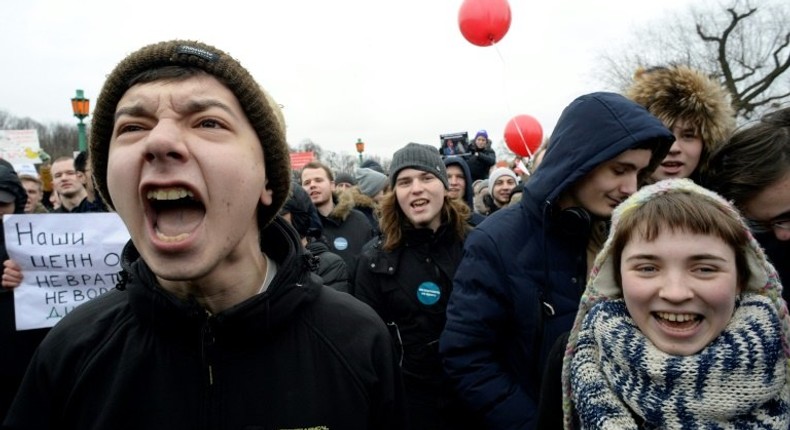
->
[327, 189, 357, 222]
[626, 65, 736, 151]
[346, 187, 377, 212]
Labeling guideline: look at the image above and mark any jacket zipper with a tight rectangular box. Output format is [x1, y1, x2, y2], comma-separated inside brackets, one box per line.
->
[201, 311, 217, 429]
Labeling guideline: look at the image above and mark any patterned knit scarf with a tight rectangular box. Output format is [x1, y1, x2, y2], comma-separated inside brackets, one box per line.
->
[571, 295, 790, 429]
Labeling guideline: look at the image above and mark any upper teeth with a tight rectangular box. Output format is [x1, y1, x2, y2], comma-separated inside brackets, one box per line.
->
[147, 188, 194, 201]
[656, 312, 696, 322]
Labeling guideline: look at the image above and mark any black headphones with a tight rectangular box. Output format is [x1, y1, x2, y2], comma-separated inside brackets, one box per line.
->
[555, 206, 592, 237]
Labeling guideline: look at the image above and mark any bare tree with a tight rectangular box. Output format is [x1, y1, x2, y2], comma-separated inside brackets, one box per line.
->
[0, 110, 79, 158]
[595, 0, 790, 120]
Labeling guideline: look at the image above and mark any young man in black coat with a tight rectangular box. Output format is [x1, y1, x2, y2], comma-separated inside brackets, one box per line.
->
[4, 40, 405, 430]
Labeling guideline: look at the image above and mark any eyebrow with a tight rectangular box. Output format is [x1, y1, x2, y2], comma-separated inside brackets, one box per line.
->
[624, 253, 729, 263]
[613, 161, 640, 171]
[673, 124, 697, 133]
[114, 99, 238, 122]
[772, 211, 790, 221]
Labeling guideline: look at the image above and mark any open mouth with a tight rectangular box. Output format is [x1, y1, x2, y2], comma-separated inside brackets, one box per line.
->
[147, 187, 205, 242]
[653, 311, 701, 330]
[411, 199, 429, 208]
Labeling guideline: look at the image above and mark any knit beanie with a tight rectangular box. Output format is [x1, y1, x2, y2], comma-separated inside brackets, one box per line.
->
[360, 158, 385, 174]
[475, 130, 488, 140]
[89, 40, 290, 228]
[354, 168, 388, 198]
[389, 143, 448, 189]
[626, 65, 736, 151]
[487, 167, 517, 192]
[334, 171, 356, 187]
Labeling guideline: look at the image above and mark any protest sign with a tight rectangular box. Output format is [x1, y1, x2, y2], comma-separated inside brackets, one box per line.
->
[3, 213, 130, 330]
[0, 129, 42, 165]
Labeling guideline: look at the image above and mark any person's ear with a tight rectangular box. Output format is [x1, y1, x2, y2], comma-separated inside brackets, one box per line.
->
[260, 179, 273, 206]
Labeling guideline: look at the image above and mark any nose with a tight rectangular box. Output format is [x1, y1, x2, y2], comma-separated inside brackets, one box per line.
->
[658, 272, 694, 302]
[775, 227, 790, 242]
[409, 180, 425, 194]
[667, 138, 682, 154]
[619, 173, 639, 196]
[143, 120, 188, 164]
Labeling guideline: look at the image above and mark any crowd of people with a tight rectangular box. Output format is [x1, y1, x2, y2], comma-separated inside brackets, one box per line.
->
[0, 40, 788, 430]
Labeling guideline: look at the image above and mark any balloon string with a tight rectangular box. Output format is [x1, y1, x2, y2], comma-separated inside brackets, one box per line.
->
[491, 41, 533, 160]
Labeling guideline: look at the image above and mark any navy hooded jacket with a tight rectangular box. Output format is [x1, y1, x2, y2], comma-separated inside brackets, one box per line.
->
[439, 92, 674, 430]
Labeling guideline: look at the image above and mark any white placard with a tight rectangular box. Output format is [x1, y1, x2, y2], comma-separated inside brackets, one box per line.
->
[3, 213, 130, 330]
[0, 129, 42, 165]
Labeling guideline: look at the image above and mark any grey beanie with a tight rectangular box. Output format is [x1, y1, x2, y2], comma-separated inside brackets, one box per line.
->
[487, 167, 518, 194]
[389, 142, 448, 189]
[334, 171, 356, 186]
[355, 168, 388, 198]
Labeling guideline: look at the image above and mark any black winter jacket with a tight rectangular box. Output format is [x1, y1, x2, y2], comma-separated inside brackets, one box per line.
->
[306, 238, 351, 293]
[355, 225, 484, 429]
[465, 144, 496, 182]
[4, 218, 406, 430]
[0, 167, 48, 423]
[320, 193, 374, 273]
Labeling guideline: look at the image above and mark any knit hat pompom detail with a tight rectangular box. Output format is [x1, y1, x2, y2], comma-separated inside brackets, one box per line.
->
[89, 39, 290, 228]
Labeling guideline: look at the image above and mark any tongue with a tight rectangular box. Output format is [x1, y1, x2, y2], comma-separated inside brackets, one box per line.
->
[155, 206, 204, 237]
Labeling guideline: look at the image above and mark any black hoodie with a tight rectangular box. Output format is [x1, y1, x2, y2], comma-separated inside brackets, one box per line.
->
[443, 156, 486, 226]
[5, 217, 406, 430]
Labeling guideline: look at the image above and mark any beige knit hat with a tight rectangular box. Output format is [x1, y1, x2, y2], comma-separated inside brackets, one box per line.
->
[626, 65, 736, 153]
[89, 40, 290, 227]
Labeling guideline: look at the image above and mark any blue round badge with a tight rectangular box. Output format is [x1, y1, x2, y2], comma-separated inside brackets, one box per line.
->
[333, 237, 349, 251]
[417, 282, 441, 305]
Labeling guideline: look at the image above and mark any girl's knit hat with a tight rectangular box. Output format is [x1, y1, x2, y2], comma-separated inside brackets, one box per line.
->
[626, 65, 736, 151]
[89, 40, 290, 227]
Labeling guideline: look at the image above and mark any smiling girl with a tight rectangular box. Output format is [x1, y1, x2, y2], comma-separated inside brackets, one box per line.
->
[562, 179, 790, 429]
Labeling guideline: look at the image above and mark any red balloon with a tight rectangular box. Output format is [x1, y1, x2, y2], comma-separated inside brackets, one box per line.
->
[458, 0, 512, 47]
[504, 115, 543, 157]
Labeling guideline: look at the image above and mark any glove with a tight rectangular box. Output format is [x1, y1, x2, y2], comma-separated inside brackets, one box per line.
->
[38, 149, 51, 163]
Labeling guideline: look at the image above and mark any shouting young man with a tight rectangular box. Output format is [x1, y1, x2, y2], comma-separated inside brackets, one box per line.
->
[4, 40, 405, 430]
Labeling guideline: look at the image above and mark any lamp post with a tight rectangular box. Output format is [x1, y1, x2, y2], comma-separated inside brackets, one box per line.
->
[71, 89, 90, 152]
[355, 138, 365, 166]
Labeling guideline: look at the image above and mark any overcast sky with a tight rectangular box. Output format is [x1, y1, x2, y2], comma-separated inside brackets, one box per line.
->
[2, 0, 697, 159]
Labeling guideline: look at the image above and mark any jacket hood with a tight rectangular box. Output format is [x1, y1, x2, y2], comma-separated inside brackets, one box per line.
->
[561, 178, 790, 424]
[523, 92, 674, 213]
[0, 166, 27, 214]
[347, 187, 377, 211]
[328, 189, 356, 222]
[443, 156, 475, 209]
[120, 216, 322, 337]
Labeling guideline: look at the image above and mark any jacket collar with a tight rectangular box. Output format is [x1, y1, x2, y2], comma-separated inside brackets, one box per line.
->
[119, 216, 322, 338]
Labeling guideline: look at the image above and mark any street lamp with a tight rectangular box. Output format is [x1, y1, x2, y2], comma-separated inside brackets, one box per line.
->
[355, 138, 365, 166]
[71, 89, 90, 152]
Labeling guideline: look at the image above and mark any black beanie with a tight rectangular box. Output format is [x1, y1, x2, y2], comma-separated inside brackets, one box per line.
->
[89, 40, 290, 228]
[389, 142, 448, 189]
